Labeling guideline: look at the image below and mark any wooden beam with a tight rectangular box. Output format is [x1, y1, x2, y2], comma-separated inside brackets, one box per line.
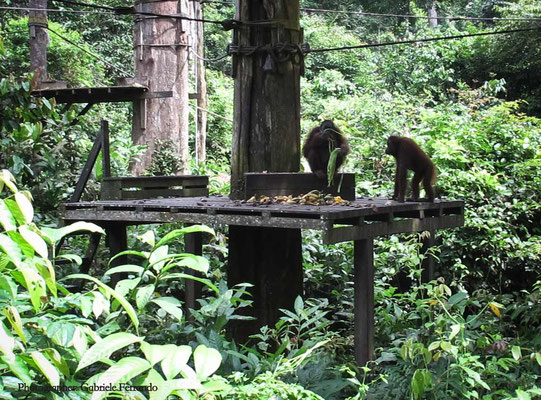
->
[323, 215, 464, 244]
[71, 129, 103, 202]
[101, 120, 111, 179]
[184, 229, 203, 321]
[354, 238, 374, 366]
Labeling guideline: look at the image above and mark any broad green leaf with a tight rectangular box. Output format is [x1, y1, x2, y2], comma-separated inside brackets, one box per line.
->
[19, 266, 47, 311]
[162, 273, 219, 294]
[104, 264, 145, 276]
[511, 345, 522, 360]
[447, 291, 468, 305]
[155, 225, 215, 248]
[294, 296, 304, 314]
[71, 326, 88, 357]
[136, 285, 155, 310]
[108, 250, 148, 265]
[440, 341, 453, 352]
[0, 170, 18, 193]
[327, 148, 341, 186]
[516, 389, 532, 400]
[138, 230, 155, 247]
[194, 345, 222, 379]
[7, 231, 33, 258]
[77, 333, 144, 372]
[0, 201, 17, 232]
[31, 351, 60, 386]
[149, 245, 168, 273]
[2, 355, 32, 385]
[161, 345, 192, 380]
[536, 352, 541, 366]
[156, 253, 209, 275]
[47, 322, 75, 347]
[35, 259, 57, 297]
[428, 341, 440, 351]
[55, 254, 83, 265]
[449, 324, 461, 340]
[4, 306, 26, 344]
[18, 226, 48, 259]
[0, 275, 17, 299]
[14, 193, 33, 224]
[150, 379, 202, 400]
[151, 297, 183, 321]
[92, 291, 108, 319]
[90, 357, 151, 400]
[64, 274, 139, 333]
[41, 222, 104, 245]
[0, 234, 22, 265]
[114, 278, 141, 298]
[140, 342, 177, 366]
[0, 322, 15, 359]
[44, 348, 70, 378]
[3, 199, 24, 226]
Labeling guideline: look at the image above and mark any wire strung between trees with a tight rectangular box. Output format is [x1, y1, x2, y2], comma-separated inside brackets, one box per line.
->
[46, 26, 131, 76]
[308, 26, 541, 53]
[50, 0, 236, 28]
[189, 48, 229, 63]
[0, 6, 111, 14]
[300, 7, 541, 22]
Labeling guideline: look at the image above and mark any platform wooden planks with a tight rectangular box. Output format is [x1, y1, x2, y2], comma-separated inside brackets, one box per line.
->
[62, 195, 464, 244]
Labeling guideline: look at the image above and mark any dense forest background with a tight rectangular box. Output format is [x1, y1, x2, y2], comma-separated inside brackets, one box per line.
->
[0, 0, 540, 399]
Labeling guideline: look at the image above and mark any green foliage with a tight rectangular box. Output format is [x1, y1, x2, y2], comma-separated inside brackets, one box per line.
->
[146, 139, 182, 176]
[1, 18, 104, 86]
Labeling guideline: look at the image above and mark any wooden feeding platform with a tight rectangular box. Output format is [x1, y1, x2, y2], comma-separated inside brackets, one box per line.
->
[61, 128, 464, 367]
[62, 195, 463, 245]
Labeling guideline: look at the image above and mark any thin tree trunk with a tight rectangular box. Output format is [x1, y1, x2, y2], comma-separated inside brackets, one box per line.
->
[428, 0, 438, 29]
[132, 0, 190, 175]
[194, 1, 207, 163]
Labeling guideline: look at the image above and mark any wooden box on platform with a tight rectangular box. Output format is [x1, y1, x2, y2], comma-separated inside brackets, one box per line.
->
[244, 172, 355, 200]
[100, 175, 209, 200]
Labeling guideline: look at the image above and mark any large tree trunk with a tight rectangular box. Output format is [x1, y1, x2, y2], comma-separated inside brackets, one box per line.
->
[228, 0, 303, 340]
[28, 0, 48, 84]
[230, 0, 301, 198]
[132, 0, 190, 175]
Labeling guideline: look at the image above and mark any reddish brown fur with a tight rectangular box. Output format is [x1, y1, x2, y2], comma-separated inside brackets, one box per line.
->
[303, 120, 350, 179]
[385, 135, 436, 202]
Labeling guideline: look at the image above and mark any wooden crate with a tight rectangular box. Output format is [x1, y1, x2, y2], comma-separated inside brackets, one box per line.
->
[244, 172, 355, 200]
[101, 175, 209, 200]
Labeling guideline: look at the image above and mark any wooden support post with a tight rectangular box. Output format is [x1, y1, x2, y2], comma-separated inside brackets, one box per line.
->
[105, 224, 128, 287]
[101, 120, 111, 179]
[184, 229, 203, 320]
[354, 238, 374, 366]
[421, 229, 436, 282]
[228, 226, 303, 341]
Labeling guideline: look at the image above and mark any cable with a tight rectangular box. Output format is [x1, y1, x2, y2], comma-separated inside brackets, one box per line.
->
[192, 104, 233, 123]
[300, 7, 541, 22]
[308, 26, 541, 53]
[46, 26, 131, 76]
[189, 47, 229, 63]
[0, 6, 111, 14]
[51, 0, 235, 27]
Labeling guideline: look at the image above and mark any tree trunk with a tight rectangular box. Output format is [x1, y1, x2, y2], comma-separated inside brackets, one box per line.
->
[228, 0, 303, 339]
[428, 0, 438, 29]
[193, 1, 207, 163]
[230, 0, 302, 198]
[132, 0, 190, 175]
[28, 0, 48, 84]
